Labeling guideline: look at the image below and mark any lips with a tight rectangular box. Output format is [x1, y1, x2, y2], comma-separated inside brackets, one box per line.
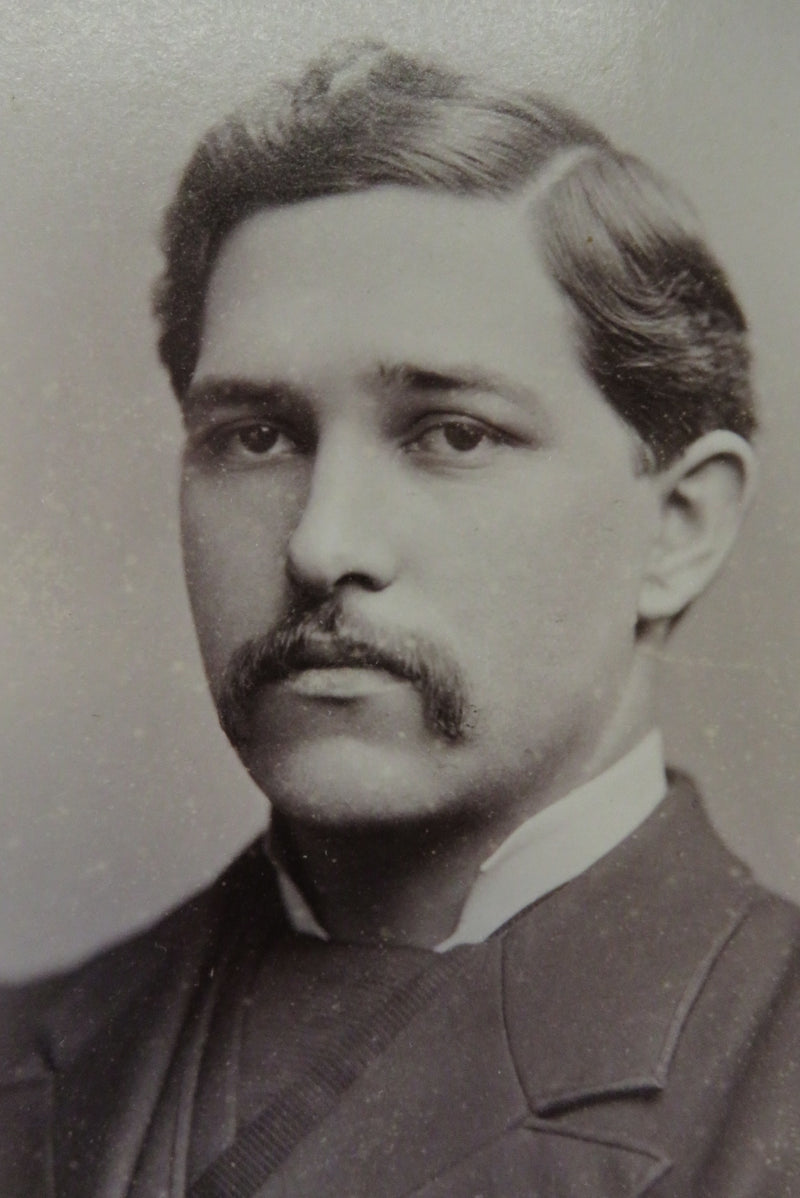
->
[274, 638, 407, 700]
[282, 665, 405, 699]
[271, 635, 391, 679]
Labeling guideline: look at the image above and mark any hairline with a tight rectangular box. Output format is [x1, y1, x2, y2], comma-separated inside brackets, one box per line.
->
[155, 45, 756, 468]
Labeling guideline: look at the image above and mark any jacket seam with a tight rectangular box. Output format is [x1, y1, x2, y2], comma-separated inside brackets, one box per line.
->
[653, 892, 756, 1083]
[499, 933, 542, 1115]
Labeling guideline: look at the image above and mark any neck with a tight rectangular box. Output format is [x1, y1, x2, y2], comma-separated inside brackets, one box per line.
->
[273, 812, 489, 947]
[273, 658, 656, 948]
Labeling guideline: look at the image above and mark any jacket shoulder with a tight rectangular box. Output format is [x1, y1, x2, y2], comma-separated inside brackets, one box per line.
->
[499, 778, 800, 1114]
[0, 839, 281, 1073]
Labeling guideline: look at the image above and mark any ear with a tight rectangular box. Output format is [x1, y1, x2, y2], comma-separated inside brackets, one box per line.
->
[637, 431, 758, 624]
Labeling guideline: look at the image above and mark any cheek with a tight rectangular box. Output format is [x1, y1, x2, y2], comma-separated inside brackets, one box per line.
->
[179, 477, 294, 676]
[426, 471, 648, 678]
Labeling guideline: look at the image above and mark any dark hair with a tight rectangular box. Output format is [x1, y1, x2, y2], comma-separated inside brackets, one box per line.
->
[154, 41, 756, 466]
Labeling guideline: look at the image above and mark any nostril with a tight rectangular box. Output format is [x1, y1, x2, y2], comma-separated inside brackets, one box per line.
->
[336, 571, 386, 593]
[285, 557, 388, 602]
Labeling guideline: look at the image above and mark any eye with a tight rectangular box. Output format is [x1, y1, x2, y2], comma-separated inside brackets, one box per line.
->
[192, 420, 301, 468]
[406, 417, 510, 462]
[233, 424, 285, 456]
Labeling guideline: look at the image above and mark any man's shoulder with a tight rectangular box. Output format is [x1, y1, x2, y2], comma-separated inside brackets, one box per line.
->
[0, 838, 281, 1072]
[503, 770, 800, 984]
[497, 773, 800, 1119]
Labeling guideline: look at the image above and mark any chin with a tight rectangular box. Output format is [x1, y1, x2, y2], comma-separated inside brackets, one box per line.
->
[243, 735, 459, 829]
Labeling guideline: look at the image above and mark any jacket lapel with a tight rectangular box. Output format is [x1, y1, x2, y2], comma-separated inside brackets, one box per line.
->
[251, 934, 671, 1198]
[257, 780, 755, 1197]
[252, 938, 529, 1198]
[501, 777, 755, 1117]
[407, 1121, 669, 1197]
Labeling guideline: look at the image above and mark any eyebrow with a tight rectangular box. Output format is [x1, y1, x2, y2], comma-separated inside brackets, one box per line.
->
[181, 378, 309, 420]
[373, 361, 539, 407]
[182, 362, 544, 422]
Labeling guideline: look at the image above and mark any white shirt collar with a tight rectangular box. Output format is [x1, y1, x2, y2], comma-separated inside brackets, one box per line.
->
[266, 730, 667, 952]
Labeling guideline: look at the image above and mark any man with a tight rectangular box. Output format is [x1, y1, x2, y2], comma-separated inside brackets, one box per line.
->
[2, 41, 799, 1197]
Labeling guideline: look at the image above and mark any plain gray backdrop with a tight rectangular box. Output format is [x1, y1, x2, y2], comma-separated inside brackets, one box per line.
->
[1, 0, 798, 979]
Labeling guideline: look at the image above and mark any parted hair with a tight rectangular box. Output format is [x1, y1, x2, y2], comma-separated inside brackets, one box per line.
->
[154, 41, 756, 466]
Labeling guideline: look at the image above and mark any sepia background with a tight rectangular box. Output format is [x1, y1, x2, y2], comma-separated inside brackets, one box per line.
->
[1, 0, 798, 979]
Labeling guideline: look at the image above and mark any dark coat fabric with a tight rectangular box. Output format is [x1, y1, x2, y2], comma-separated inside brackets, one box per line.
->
[3, 775, 800, 1197]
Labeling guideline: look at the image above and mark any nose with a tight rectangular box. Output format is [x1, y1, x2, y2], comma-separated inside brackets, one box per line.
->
[286, 430, 398, 596]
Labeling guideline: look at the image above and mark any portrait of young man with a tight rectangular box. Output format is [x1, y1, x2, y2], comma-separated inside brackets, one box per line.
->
[1, 6, 799, 1197]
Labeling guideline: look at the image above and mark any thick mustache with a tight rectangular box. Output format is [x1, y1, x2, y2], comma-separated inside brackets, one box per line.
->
[216, 603, 469, 746]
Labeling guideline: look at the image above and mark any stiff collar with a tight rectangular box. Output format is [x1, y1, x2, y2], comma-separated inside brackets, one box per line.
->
[266, 731, 666, 949]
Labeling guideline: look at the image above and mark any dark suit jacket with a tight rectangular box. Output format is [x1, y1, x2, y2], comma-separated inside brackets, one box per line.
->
[2, 776, 800, 1197]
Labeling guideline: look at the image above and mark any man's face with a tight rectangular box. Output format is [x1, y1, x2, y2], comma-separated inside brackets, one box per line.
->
[180, 187, 661, 836]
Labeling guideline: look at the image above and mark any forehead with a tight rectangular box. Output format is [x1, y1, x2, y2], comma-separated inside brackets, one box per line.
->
[196, 186, 589, 390]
